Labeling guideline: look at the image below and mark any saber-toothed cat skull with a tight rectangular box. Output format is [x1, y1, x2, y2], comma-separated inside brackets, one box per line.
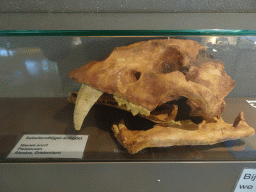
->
[69, 39, 255, 154]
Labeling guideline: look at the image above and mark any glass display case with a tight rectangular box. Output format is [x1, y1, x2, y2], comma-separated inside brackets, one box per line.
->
[1, 29, 256, 192]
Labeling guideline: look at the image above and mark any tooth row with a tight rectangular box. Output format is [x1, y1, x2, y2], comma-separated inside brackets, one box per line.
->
[113, 96, 150, 116]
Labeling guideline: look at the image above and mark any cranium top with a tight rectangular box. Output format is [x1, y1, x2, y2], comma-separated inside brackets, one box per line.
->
[69, 39, 235, 119]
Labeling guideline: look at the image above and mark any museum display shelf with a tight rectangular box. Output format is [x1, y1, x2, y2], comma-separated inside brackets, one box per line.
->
[1, 29, 256, 192]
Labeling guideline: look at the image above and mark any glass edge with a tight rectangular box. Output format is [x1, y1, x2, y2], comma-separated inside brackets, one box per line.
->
[1, 30, 256, 36]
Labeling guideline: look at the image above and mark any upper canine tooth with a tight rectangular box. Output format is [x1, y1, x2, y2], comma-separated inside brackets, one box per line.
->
[73, 84, 103, 130]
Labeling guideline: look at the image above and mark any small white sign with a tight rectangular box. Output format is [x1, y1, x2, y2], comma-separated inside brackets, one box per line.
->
[7, 134, 88, 159]
[234, 169, 256, 192]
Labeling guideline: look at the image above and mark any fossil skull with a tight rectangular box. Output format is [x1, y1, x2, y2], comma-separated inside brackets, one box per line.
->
[69, 39, 255, 154]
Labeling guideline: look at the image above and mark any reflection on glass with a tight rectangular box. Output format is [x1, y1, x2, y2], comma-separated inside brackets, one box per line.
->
[25, 60, 40, 76]
[42, 60, 49, 72]
[8, 50, 14, 56]
[0, 48, 8, 56]
[0, 48, 16, 57]
[72, 37, 82, 46]
[0, 46, 63, 97]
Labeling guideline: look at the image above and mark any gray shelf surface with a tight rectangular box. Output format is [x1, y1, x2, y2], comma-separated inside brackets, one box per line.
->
[0, 97, 256, 192]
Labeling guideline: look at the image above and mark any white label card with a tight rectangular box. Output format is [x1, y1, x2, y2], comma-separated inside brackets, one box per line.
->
[234, 169, 256, 192]
[7, 134, 88, 159]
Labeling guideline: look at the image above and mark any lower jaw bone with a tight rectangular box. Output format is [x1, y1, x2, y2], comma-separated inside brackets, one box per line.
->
[112, 112, 255, 154]
[73, 84, 103, 130]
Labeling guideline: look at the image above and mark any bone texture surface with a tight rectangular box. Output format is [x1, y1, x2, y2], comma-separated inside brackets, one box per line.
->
[69, 39, 255, 154]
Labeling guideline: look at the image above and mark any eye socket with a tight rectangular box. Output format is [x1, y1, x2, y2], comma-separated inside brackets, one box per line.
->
[134, 71, 141, 80]
[120, 69, 141, 85]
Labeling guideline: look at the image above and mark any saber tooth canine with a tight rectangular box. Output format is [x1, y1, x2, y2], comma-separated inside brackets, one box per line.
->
[73, 84, 103, 130]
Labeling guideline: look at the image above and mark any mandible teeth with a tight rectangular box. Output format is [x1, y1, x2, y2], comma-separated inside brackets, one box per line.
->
[73, 84, 103, 130]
